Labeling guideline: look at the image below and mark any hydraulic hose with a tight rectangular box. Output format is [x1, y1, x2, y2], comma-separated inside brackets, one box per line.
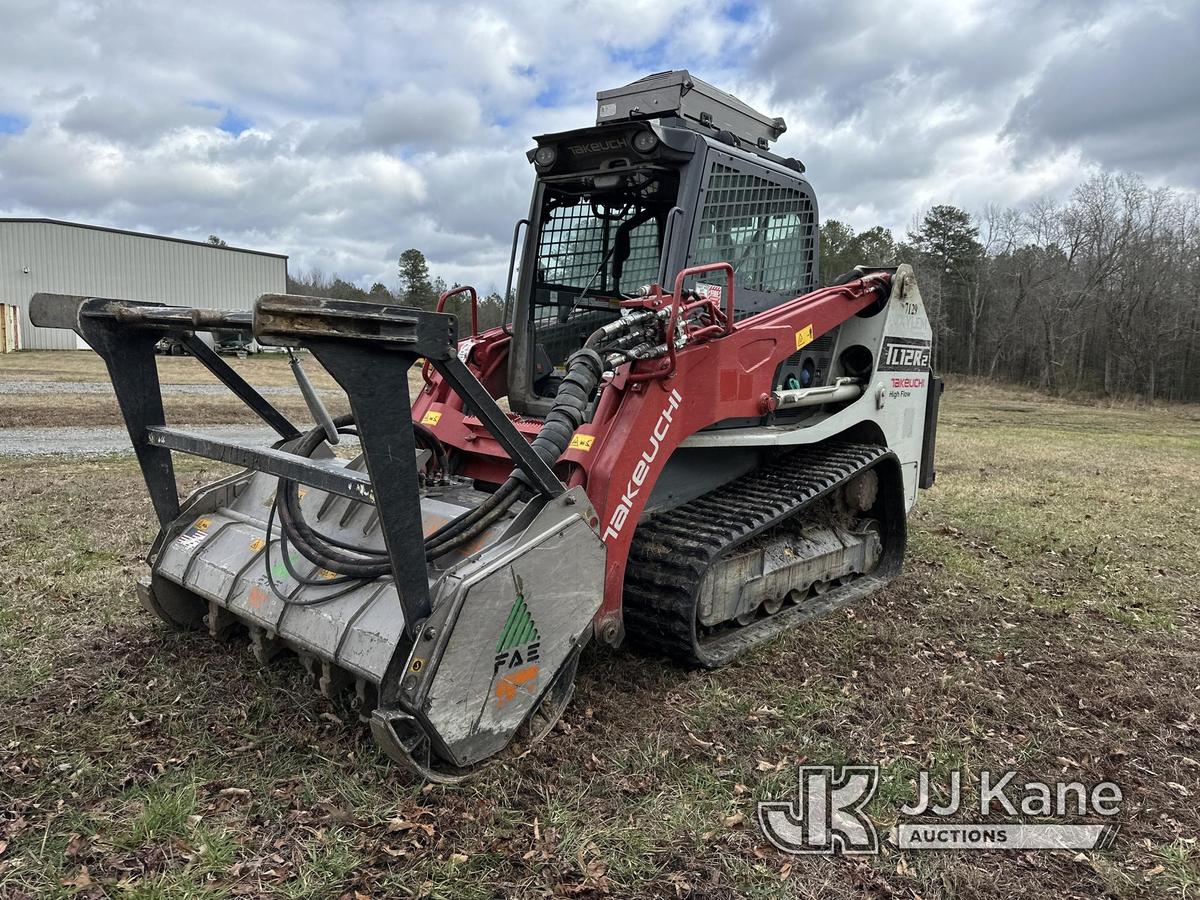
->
[426, 347, 605, 561]
[277, 346, 608, 572]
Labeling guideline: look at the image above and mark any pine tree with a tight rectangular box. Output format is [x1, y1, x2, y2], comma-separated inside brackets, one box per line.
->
[398, 249, 435, 308]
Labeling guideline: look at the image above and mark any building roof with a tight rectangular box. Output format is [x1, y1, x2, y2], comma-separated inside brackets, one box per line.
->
[0, 218, 288, 260]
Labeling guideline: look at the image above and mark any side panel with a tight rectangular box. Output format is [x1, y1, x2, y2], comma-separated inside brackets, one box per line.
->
[831, 268, 933, 509]
[412, 491, 606, 767]
[679, 267, 934, 510]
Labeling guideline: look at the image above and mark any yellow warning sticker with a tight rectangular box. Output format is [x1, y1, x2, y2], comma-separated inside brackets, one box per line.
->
[195, 518, 211, 531]
[568, 434, 595, 451]
[795, 324, 815, 350]
[249, 537, 266, 552]
[421, 410, 442, 426]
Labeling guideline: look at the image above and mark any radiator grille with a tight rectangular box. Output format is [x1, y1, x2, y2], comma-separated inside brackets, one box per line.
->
[785, 332, 835, 365]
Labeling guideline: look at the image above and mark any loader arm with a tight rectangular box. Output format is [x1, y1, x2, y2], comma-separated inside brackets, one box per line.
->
[555, 266, 900, 641]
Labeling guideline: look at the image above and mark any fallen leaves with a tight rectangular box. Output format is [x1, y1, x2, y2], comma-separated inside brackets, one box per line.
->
[60, 866, 92, 888]
[385, 816, 435, 838]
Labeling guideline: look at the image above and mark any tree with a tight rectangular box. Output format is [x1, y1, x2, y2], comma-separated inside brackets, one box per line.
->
[819, 221, 897, 286]
[367, 282, 393, 303]
[908, 205, 983, 372]
[327, 278, 368, 303]
[206, 235, 227, 247]
[398, 249, 435, 309]
[818, 220, 857, 284]
[479, 290, 506, 330]
[853, 226, 897, 268]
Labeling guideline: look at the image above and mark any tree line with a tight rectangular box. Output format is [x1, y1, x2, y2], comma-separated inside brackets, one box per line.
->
[822, 172, 1199, 402]
[286, 248, 508, 333]
[288, 170, 1198, 402]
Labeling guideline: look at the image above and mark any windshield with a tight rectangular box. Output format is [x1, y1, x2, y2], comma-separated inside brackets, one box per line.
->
[528, 176, 677, 377]
[536, 192, 666, 297]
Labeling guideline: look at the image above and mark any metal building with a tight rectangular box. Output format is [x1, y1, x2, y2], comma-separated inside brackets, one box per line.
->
[0, 218, 288, 350]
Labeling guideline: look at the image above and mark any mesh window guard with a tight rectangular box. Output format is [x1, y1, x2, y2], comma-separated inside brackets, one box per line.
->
[692, 161, 816, 297]
[536, 201, 661, 292]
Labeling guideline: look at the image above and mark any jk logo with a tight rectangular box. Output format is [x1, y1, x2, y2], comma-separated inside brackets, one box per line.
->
[758, 765, 880, 854]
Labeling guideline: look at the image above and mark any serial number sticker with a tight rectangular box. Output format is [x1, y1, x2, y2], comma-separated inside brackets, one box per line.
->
[421, 411, 442, 426]
[568, 434, 595, 451]
[249, 537, 266, 552]
[795, 324, 815, 350]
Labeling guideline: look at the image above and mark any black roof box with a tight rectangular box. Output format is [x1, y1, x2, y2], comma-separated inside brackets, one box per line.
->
[596, 70, 786, 150]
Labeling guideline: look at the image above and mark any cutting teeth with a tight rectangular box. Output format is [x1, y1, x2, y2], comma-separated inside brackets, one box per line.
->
[247, 625, 285, 664]
[319, 661, 351, 698]
[298, 654, 320, 687]
[204, 599, 238, 638]
[353, 679, 378, 723]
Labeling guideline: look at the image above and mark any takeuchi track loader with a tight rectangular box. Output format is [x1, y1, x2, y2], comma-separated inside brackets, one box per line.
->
[31, 71, 943, 780]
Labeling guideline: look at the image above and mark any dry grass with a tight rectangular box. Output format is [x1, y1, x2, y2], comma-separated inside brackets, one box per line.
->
[0, 350, 341, 389]
[0, 382, 1197, 899]
[0, 351, 428, 428]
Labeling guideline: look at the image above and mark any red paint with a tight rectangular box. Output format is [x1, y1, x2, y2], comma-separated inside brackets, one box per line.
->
[412, 272, 894, 640]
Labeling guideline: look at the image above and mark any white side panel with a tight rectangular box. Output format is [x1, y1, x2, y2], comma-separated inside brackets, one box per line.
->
[681, 265, 934, 510]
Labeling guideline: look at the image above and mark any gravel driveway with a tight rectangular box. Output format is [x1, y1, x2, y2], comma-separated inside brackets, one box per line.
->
[0, 424, 279, 457]
[2, 380, 304, 396]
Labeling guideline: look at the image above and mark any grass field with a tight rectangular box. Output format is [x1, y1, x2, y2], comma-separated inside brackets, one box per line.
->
[1, 359, 1198, 899]
[0, 351, 349, 428]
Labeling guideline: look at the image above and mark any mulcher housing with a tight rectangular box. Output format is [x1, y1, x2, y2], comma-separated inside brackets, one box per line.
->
[30, 72, 941, 778]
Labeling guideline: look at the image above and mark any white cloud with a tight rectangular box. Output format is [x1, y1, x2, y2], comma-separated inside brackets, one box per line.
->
[0, 0, 1194, 291]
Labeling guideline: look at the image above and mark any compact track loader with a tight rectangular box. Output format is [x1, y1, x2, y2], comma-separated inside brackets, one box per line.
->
[31, 71, 942, 779]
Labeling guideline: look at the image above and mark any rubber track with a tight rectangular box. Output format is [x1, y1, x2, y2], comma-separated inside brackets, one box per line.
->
[623, 441, 892, 666]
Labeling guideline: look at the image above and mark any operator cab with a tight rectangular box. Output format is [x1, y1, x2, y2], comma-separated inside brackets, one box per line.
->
[507, 70, 821, 417]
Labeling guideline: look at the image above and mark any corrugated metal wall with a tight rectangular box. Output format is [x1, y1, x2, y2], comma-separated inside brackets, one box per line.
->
[0, 220, 288, 350]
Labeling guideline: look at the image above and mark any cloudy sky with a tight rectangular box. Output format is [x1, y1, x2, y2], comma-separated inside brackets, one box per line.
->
[1, 0, 1196, 291]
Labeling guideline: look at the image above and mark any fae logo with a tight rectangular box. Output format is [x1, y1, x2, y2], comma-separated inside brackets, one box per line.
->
[759, 765, 880, 854]
[492, 594, 541, 708]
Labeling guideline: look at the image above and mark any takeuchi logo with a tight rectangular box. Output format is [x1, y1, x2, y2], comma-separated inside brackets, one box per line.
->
[602, 387, 683, 544]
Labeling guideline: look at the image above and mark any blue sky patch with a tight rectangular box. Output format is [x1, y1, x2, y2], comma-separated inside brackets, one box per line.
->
[725, 0, 755, 23]
[218, 109, 252, 136]
[0, 113, 29, 135]
[534, 85, 562, 108]
[607, 37, 670, 73]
